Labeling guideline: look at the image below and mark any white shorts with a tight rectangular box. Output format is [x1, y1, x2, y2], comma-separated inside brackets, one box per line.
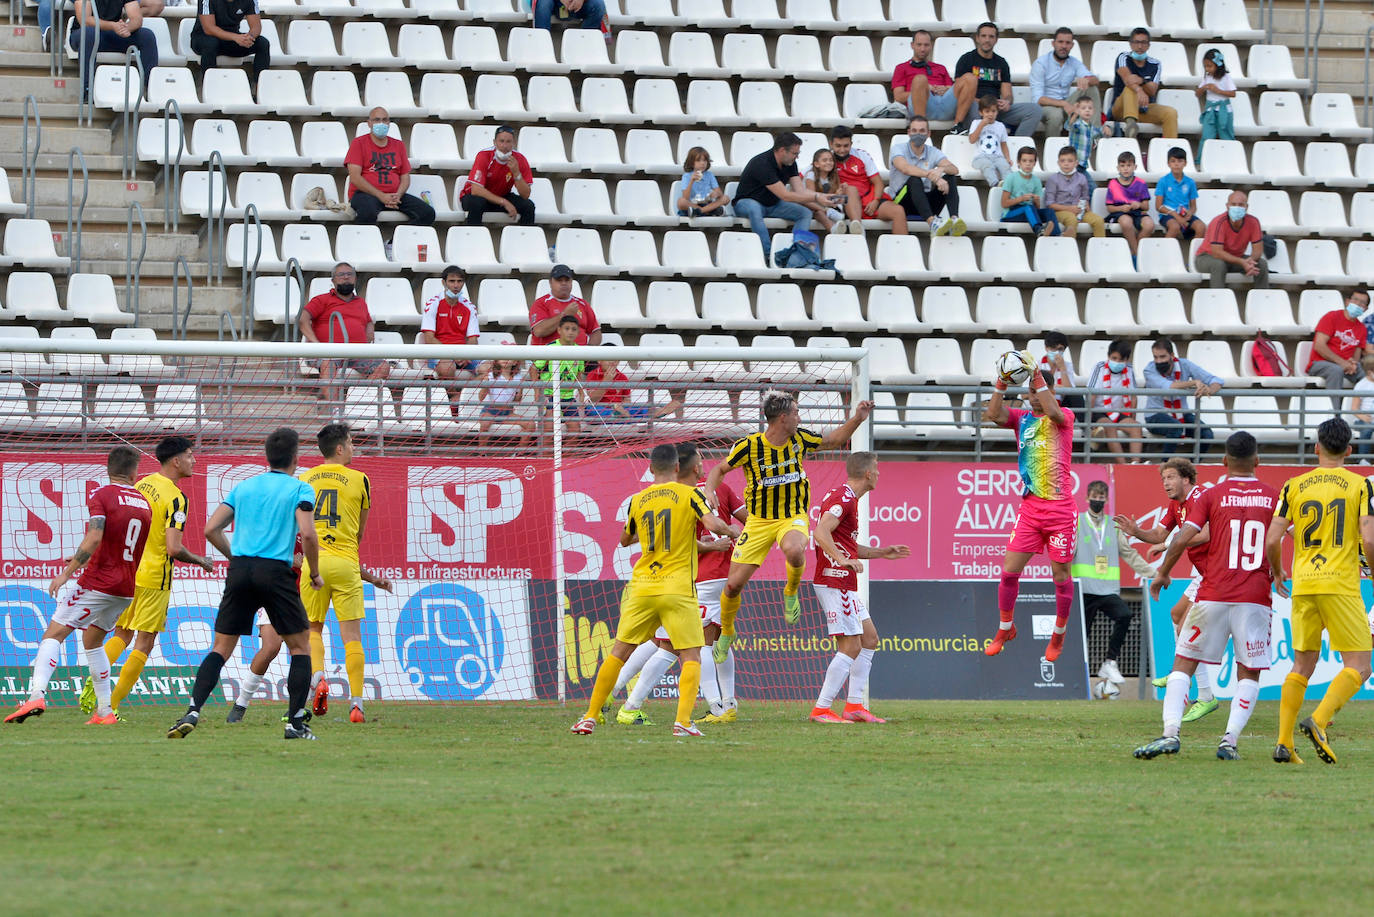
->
[1176, 601, 1272, 669]
[1184, 578, 1200, 602]
[50, 582, 133, 633]
[813, 584, 870, 637]
[655, 578, 726, 641]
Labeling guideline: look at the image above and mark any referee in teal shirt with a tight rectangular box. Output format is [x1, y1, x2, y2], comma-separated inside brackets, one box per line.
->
[168, 427, 324, 741]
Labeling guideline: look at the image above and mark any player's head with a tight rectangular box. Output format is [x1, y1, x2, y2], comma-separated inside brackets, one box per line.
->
[556, 312, 580, 343]
[155, 435, 195, 477]
[1224, 430, 1259, 474]
[265, 427, 300, 471]
[846, 451, 878, 492]
[649, 442, 679, 477]
[317, 422, 354, 463]
[675, 442, 701, 482]
[1086, 479, 1108, 513]
[1316, 417, 1353, 462]
[1158, 456, 1196, 500]
[762, 390, 799, 434]
[107, 445, 140, 482]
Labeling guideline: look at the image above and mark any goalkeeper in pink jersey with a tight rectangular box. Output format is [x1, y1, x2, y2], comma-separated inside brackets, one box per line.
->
[981, 350, 1078, 661]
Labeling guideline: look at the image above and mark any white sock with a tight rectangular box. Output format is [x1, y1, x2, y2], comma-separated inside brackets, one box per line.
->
[815, 653, 855, 708]
[624, 648, 677, 711]
[1223, 678, 1260, 747]
[847, 648, 875, 705]
[310, 669, 324, 690]
[350, 696, 363, 707]
[615, 642, 658, 694]
[1052, 624, 1066, 636]
[85, 644, 112, 715]
[29, 637, 62, 700]
[238, 671, 264, 707]
[1162, 670, 1191, 738]
[718, 647, 736, 706]
[700, 647, 723, 716]
[1195, 663, 1214, 702]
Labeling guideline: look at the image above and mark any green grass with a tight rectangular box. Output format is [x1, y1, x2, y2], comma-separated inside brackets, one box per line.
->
[4, 698, 1370, 915]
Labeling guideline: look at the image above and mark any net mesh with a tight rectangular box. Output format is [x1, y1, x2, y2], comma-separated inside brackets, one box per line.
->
[0, 347, 859, 709]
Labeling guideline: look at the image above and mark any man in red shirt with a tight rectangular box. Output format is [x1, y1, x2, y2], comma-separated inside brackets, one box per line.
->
[529, 264, 601, 346]
[830, 125, 907, 236]
[344, 107, 435, 227]
[299, 263, 389, 403]
[461, 125, 536, 226]
[1306, 288, 1372, 409]
[1193, 190, 1267, 289]
[583, 354, 681, 422]
[891, 30, 956, 121]
[421, 264, 482, 400]
[5, 446, 151, 725]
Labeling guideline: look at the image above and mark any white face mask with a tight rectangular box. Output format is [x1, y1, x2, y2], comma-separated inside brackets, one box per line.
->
[1060, 166, 1076, 176]
[493, 149, 513, 164]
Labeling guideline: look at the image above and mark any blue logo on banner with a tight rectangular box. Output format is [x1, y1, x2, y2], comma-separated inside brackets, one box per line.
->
[0, 584, 53, 666]
[396, 584, 504, 700]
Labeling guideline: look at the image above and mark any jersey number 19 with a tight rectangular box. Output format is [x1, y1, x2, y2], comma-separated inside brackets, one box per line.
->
[1227, 518, 1264, 571]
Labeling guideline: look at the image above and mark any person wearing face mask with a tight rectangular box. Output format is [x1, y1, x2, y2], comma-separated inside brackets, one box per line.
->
[420, 265, 483, 407]
[1111, 27, 1178, 139]
[1044, 146, 1104, 238]
[299, 262, 390, 407]
[1194, 190, 1268, 290]
[1087, 340, 1143, 463]
[1306, 289, 1373, 411]
[462, 125, 536, 226]
[1039, 331, 1083, 410]
[344, 107, 436, 228]
[1142, 338, 1223, 455]
[1075, 479, 1156, 689]
[887, 115, 966, 237]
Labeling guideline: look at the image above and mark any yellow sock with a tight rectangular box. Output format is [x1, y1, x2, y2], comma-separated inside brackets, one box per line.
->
[784, 563, 804, 596]
[1278, 672, 1308, 748]
[344, 640, 365, 699]
[585, 655, 624, 719]
[104, 635, 127, 665]
[1313, 666, 1364, 727]
[309, 630, 325, 675]
[677, 659, 701, 725]
[720, 591, 741, 636]
[110, 650, 147, 711]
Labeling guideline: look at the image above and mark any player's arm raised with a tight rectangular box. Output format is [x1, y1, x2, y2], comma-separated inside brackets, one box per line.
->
[982, 375, 1011, 427]
[702, 459, 730, 511]
[1149, 522, 1199, 600]
[165, 526, 213, 572]
[1264, 515, 1291, 599]
[203, 504, 235, 561]
[1028, 361, 1067, 427]
[49, 516, 104, 597]
[815, 511, 863, 572]
[819, 400, 873, 451]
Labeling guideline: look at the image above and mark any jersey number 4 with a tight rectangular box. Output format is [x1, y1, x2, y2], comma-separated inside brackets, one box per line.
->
[1227, 518, 1265, 571]
[641, 508, 671, 552]
[314, 488, 341, 528]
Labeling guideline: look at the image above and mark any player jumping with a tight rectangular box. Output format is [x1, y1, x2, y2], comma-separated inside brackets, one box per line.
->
[5, 447, 151, 725]
[1265, 418, 1374, 765]
[572, 444, 741, 737]
[980, 351, 1077, 660]
[809, 452, 910, 724]
[1135, 432, 1278, 760]
[703, 391, 872, 664]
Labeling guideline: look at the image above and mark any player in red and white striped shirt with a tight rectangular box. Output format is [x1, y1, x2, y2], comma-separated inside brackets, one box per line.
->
[5, 447, 151, 726]
[809, 452, 910, 724]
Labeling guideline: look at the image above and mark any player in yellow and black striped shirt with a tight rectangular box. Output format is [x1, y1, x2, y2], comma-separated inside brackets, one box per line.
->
[703, 390, 872, 661]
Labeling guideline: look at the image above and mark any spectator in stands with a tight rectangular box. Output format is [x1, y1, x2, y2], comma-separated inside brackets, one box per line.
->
[1143, 338, 1223, 455]
[476, 353, 534, 443]
[1112, 28, 1178, 139]
[533, 0, 608, 40]
[344, 108, 435, 228]
[1306, 289, 1372, 410]
[888, 115, 965, 237]
[969, 95, 1012, 186]
[735, 132, 831, 264]
[1077, 478, 1156, 688]
[804, 149, 848, 233]
[1346, 353, 1374, 456]
[676, 147, 729, 217]
[1088, 340, 1143, 463]
[1154, 147, 1205, 242]
[1105, 150, 1153, 267]
[1066, 95, 1110, 175]
[1040, 330, 1083, 410]
[891, 30, 955, 122]
[584, 352, 682, 423]
[42, 0, 161, 51]
[461, 125, 535, 226]
[420, 264, 481, 407]
[951, 22, 1042, 136]
[189, 0, 269, 95]
[1045, 146, 1103, 237]
[533, 314, 585, 434]
[1001, 146, 1058, 237]
[830, 125, 907, 236]
[530, 264, 601, 346]
[1195, 48, 1236, 166]
[70, 0, 159, 103]
[1194, 190, 1268, 290]
[299, 263, 390, 404]
[1030, 27, 1101, 137]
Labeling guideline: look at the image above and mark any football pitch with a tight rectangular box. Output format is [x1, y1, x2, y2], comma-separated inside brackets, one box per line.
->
[5, 698, 1369, 916]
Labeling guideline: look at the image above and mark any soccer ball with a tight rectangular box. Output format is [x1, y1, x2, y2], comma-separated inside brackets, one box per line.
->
[996, 350, 1031, 385]
[1093, 678, 1121, 700]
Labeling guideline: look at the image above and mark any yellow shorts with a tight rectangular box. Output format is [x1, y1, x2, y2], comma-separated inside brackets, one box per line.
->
[300, 554, 365, 624]
[115, 586, 171, 633]
[615, 586, 703, 649]
[1290, 594, 1372, 654]
[731, 514, 809, 567]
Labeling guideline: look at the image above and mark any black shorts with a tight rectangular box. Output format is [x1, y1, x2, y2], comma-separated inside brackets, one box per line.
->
[1105, 211, 1148, 228]
[215, 556, 309, 637]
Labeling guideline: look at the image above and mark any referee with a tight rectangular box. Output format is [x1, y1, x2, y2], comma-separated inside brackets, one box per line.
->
[168, 428, 324, 741]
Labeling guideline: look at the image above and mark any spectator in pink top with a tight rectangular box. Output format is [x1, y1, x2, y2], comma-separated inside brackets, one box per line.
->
[1104, 150, 1153, 265]
[891, 30, 955, 121]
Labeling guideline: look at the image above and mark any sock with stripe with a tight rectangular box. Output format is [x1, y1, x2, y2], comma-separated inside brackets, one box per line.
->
[624, 648, 677, 711]
[1312, 666, 1364, 728]
[783, 563, 804, 596]
[344, 640, 365, 700]
[308, 629, 325, 677]
[584, 655, 624, 720]
[847, 648, 875, 705]
[676, 659, 701, 726]
[1277, 672, 1308, 749]
[238, 671, 264, 708]
[614, 641, 658, 694]
[997, 571, 1021, 628]
[103, 634, 128, 666]
[720, 591, 741, 636]
[1222, 677, 1259, 746]
[815, 653, 854, 709]
[85, 644, 112, 715]
[1161, 670, 1190, 738]
[27, 638, 62, 701]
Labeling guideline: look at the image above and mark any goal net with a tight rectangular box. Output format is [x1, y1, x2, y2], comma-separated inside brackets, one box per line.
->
[0, 339, 869, 710]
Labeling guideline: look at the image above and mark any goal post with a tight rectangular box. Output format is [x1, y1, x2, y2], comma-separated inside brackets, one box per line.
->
[0, 338, 872, 709]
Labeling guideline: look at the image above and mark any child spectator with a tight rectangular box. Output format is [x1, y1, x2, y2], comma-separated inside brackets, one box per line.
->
[532, 314, 585, 434]
[1087, 339, 1143, 463]
[1044, 146, 1103, 237]
[969, 95, 1012, 186]
[584, 356, 682, 422]
[1154, 147, 1206, 241]
[804, 149, 852, 233]
[1195, 49, 1236, 167]
[477, 352, 535, 442]
[1065, 95, 1111, 175]
[1040, 330, 1084, 411]
[675, 146, 729, 217]
[1105, 151, 1153, 266]
[1000, 146, 1059, 237]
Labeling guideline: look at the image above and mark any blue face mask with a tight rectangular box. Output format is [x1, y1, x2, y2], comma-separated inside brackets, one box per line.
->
[1347, 302, 1365, 319]
[370, 122, 389, 139]
[1227, 205, 1247, 222]
[1129, 50, 1148, 61]
[1108, 360, 1126, 373]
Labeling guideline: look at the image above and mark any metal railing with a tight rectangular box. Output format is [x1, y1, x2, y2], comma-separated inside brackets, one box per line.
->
[1364, 25, 1374, 139]
[205, 149, 228, 284]
[218, 311, 239, 341]
[1304, 0, 1325, 97]
[163, 98, 185, 231]
[65, 146, 88, 272]
[282, 257, 305, 341]
[21, 95, 40, 219]
[119, 46, 142, 181]
[1258, 0, 1274, 44]
[170, 255, 193, 343]
[124, 200, 146, 325]
[73, 2, 100, 127]
[239, 203, 261, 339]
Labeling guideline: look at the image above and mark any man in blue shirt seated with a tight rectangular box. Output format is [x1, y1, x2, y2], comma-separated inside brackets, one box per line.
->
[168, 427, 324, 741]
[1143, 338, 1224, 454]
[1030, 27, 1101, 138]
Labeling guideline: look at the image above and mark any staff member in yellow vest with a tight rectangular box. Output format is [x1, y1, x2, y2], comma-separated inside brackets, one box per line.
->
[1075, 479, 1156, 686]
